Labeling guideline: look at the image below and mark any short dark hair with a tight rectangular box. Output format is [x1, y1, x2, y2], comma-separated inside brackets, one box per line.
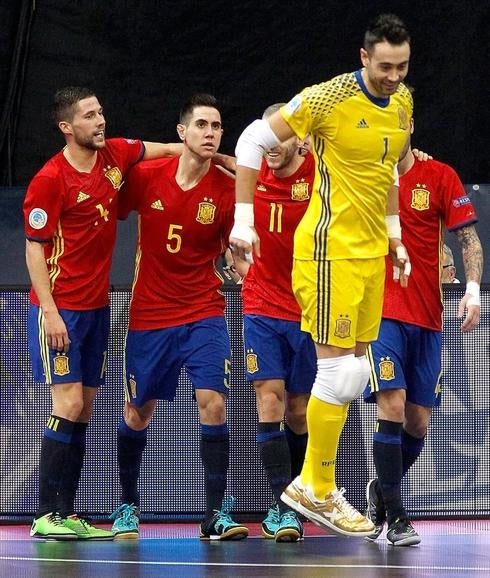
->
[179, 93, 220, 124]
[364, 13, 410, 53]
[262, 103, 287, 120]
[52, 86, 96, 125]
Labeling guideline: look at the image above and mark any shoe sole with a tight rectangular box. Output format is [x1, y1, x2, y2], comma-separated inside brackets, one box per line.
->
[275, 528, 302, 543]
[30, 532, 78, 541]
[200, 527, 249, 541]
[75, 534, 114, 541]
[281, 490, 374, 538]
[388, 535, 421, 546]
[261, 528, 276, 539]
[113, 531, 139, 540]
[364, 526, 384, 542]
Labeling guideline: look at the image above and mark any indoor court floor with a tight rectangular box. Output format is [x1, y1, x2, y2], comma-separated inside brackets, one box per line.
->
[1, 519, 490, 577]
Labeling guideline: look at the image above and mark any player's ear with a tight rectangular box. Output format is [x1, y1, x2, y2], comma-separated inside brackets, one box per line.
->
[176, 124, 186, 141]
[59, 121, 72, 136]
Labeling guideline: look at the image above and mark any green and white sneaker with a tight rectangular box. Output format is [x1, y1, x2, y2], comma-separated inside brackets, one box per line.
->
[63, 514, 114, 540]
[261, 504, 280, 539]
[110, 503, 140, 539]
[30, 512, 78, 540]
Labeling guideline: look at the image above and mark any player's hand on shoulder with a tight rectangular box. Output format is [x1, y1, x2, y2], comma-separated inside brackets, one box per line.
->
[214, 153, 237, 173]
[412, 148, 433, 162]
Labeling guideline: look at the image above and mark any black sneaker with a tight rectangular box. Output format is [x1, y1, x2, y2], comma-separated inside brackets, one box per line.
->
[200, 496, 249, 541]
[387, 517, 421, 546]
[364, 479, 386, 542]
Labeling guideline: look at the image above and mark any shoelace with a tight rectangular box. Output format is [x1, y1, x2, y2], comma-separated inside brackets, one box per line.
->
[267, 505, 280, 522]
[47, 513, 66, 526]
[281, 512, 298, 525]
[331, 488, 360, 520]
[215, 496, 236, 525]
[76, 517, 93, 530]
[110, 504, 137, 523]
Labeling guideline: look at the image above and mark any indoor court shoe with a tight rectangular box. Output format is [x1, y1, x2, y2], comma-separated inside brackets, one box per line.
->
[275, 510, 304, 543]
[110, 503, 140, 539]
[364, 478, 386, 542]
[387, 517, 421, 546]
[200, 496, 249, 540]
[63, 514, 114, 540]
[281, 476, 375, 537]
[261, 504, 280, 538]
[30, 512, 78, 540]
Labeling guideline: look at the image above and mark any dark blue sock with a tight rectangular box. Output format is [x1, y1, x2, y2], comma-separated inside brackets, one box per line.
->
[117, 419, 148, 507]
[284, 422, 307, 479]
[200, 424, 229, 518]
[58, 421, 88, 517]
[37, 415, 75, 517]
[373, 419, 406, 524]
[401, 428, 425, 476]
[257, 422, 291, 512]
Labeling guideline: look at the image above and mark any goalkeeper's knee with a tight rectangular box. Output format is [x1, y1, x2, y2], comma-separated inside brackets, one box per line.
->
[311, 354, 371, 405]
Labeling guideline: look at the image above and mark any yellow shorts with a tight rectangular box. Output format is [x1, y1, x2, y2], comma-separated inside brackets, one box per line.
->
[292, 257, 385, 348]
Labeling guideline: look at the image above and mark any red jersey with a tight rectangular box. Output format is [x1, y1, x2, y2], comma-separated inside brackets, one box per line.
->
[241, 152, 315, 321]
[119, 157, 235, 330]
[382, 157, 477, 330]
[23, 138, 144, 309]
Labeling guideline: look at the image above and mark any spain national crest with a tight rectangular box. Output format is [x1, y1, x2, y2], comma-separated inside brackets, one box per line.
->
[53, 354, 70, 376]
[379, 357, 395, 381]
[334, 317, 351, 339]
[104, 166, 124, 190]
[246, 352, 259, 374]
[196, 199, 216, 224]
[291, 181, 310, 201]
[410, 187, 430, 211]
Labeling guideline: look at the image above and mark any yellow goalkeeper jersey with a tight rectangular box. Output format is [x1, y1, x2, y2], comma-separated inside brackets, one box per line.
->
[281, 70, 413, 261]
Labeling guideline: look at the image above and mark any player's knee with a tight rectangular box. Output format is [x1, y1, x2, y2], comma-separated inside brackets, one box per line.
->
[311, 354, 370, 405]
[197, 391, 226, 423]
[124, 401, 154, 430]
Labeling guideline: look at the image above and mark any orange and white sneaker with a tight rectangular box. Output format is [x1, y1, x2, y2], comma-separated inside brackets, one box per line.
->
[281, 476, 375, 537]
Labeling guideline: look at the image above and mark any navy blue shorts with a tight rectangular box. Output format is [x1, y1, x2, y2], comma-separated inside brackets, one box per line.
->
[243, 314, 316, 394]
[124, 316, 231, 405]
[28, 304, 110, 386]
[364, 318, 442, 408]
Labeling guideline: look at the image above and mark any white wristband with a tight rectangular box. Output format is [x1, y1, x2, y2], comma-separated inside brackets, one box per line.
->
[465, 281, 481, 307]
[385, 214, 402, 239]
[230, 203, 257, 248]
[234, 203, 254, 227]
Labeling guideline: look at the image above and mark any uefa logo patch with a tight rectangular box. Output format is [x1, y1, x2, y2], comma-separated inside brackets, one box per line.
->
[28, 208, 48, 229]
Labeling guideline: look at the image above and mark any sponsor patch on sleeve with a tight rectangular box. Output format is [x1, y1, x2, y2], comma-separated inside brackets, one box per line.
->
[284, 95, 302, 115]
[28, 208, 48, 230]
[452, 195, 471, 208]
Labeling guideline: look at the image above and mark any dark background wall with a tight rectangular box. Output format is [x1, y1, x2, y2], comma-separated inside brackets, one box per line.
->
[0, 0, 488, 283]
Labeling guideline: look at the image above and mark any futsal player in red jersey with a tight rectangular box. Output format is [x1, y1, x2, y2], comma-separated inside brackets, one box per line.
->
[238, 104, 316, 542]
[364, 119, 483, 546]
[110, 94, 249, 541]
[24, 86, 182, 540]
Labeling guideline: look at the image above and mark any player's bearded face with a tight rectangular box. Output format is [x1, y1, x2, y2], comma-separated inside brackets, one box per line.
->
[69, 96, 106, 150]
[361, 41, 410, 98]
[265, 137, 298, 170]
